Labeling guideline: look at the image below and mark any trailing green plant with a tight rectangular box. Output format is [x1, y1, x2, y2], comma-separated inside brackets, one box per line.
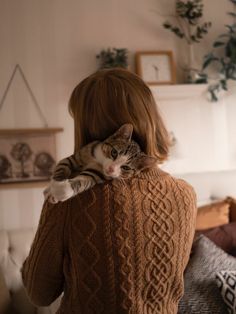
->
[162, 0, 211, 83]
[96, 48, 128, 69]
[163, 0, 212, 45]
[202, 0, 236, 101]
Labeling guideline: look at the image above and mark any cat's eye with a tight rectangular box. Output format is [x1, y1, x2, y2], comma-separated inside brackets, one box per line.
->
[111, 148, 118, 159]
[121, 165, 131, 171]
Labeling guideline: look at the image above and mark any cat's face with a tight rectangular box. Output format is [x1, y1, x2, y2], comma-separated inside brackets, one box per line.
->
[95, 124, 157, 179]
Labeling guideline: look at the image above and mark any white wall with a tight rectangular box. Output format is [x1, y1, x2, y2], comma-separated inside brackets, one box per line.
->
[151, 83, 236, 174]
[226, 83, 236, 165]
[0, 0, 235, 229]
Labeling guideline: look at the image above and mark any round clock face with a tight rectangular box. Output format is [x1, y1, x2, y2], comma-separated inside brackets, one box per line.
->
[140, 54, 171, 83]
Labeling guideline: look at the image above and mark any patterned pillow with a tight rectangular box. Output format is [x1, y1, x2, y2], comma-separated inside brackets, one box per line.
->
[178, 235, 236, 314]
[216, 271, 236, 314]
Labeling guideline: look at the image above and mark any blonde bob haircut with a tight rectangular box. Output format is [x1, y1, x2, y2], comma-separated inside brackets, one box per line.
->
[68, 68, 170, 163]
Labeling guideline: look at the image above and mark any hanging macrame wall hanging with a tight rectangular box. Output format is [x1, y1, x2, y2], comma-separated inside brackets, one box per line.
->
[0, 64, 63, 186]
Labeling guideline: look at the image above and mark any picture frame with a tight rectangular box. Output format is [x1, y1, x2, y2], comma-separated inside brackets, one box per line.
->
[135, 51, 176, 85]
[0, 128, 63, 187]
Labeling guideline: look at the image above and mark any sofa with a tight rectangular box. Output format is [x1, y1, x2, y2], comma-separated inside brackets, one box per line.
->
[0, 228, 60, 314]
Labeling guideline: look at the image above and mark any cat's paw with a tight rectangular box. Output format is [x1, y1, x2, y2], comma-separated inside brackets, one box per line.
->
[45, 180, 75, 203]
[43, 186, 50, 200]
[43, 185, 59, 203]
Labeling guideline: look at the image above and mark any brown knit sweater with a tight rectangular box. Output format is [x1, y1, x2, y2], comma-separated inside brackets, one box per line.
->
[22, 167, 197, 314]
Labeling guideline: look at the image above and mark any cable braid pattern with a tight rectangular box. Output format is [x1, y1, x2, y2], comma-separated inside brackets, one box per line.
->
[73, 190, 104, 313]
[102, 184, 117, 312]
[132, 180, 145, 314]
[112, 181, 134, 312]
[141, 180, 175, 314]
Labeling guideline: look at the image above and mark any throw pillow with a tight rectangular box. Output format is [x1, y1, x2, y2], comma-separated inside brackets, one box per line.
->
[0, 267, 10, 314]
[195, 222, 236, 257]
[178, 235, 236, 314]
[0, 268, 35, 314]
[227, 197, 236, 222]
[216, 271, 236, 314]
[196, 200, 230, 230]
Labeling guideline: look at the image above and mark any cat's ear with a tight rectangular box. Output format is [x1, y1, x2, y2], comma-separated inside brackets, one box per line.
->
[136, 155, 157, 171]
[113, 124, 133, 141]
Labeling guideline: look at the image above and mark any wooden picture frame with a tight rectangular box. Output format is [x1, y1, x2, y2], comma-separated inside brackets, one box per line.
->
[0, 128, 63, 186]
[135, 51, 176, 85]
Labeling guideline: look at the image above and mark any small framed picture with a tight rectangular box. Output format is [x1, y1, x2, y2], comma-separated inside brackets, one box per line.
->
[0, 128, 63, 186]
[135, 51, 176, 85]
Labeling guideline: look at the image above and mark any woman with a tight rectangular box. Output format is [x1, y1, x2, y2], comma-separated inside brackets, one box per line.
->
[22, 68, 197, 314]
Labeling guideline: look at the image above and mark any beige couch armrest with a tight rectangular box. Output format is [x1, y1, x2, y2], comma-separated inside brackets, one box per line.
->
[0, 229, 61, 314]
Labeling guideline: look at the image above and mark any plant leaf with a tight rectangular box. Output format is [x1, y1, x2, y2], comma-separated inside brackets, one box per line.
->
[210, 90, 218, 102]
[225, 24, 235, 33]
[228, 12, 236, 17]
[213, 41, 225, 47]
[202, 55, 219, 69]
[163, 21, 171, 29]
[218, 33, 231, 38]
[220, 80, 228, 90]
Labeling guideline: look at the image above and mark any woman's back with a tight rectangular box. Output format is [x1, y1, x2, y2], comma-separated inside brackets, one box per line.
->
[22, 69, 197, 314]
[31, 167, 196, 314]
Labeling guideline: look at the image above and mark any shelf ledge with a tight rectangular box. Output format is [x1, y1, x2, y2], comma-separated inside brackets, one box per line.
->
[150, 84, 208, 101]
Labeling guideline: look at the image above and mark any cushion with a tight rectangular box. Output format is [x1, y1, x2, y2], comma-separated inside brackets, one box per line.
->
[0, 268, 36, 314]
[0, 267, 10, 314]
[216, 271, 236, 314]
[196, 199, 230, 230]
[11, 288, 37, 314]
[227, 197, 236, 222]
[196, 222, 236, 257]
[178, 235, 236, 314]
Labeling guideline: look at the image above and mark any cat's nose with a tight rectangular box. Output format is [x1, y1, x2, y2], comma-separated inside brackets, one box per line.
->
[107, 165, 115, 174]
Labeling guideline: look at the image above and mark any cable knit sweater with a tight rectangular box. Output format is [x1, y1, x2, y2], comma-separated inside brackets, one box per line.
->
[22, 167, 197, 314]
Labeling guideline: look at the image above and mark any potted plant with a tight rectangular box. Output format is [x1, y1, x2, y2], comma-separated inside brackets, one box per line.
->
[202, 0, 236, 101]
[162, 0, 211, 83]
[96, 48, 129, 69]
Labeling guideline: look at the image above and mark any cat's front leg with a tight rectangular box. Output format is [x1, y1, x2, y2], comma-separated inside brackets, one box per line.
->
[43, 186, 54, 202]
[44, 179, 75, 203]
[43, 185, 60, 204]
[69, 175, 96, 194]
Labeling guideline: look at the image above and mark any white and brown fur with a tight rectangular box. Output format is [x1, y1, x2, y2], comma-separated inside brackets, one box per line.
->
[44, 124, 157, 203]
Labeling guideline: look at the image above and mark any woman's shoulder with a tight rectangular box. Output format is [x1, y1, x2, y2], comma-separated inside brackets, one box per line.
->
[139, 167, 197, 205]
[168, 176, 197, 219]
[170, 175, 196, 194]
[67, 168, 197, 207]
[136, 167, 196, 193]
[165, 173, 197, 202]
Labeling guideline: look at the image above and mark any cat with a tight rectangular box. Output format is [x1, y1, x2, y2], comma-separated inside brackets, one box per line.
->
[44, 124, 157, 203]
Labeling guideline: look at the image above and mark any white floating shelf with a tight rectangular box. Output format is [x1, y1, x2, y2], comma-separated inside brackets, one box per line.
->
[150, 84, 208, 100]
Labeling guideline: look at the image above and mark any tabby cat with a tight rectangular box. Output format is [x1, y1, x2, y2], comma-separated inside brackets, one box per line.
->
[44, 124, 157, 203]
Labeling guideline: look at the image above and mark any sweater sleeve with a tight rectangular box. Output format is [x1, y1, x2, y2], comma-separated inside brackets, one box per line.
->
[21, 199, 69, 306]
[176, 179, 197, 267]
